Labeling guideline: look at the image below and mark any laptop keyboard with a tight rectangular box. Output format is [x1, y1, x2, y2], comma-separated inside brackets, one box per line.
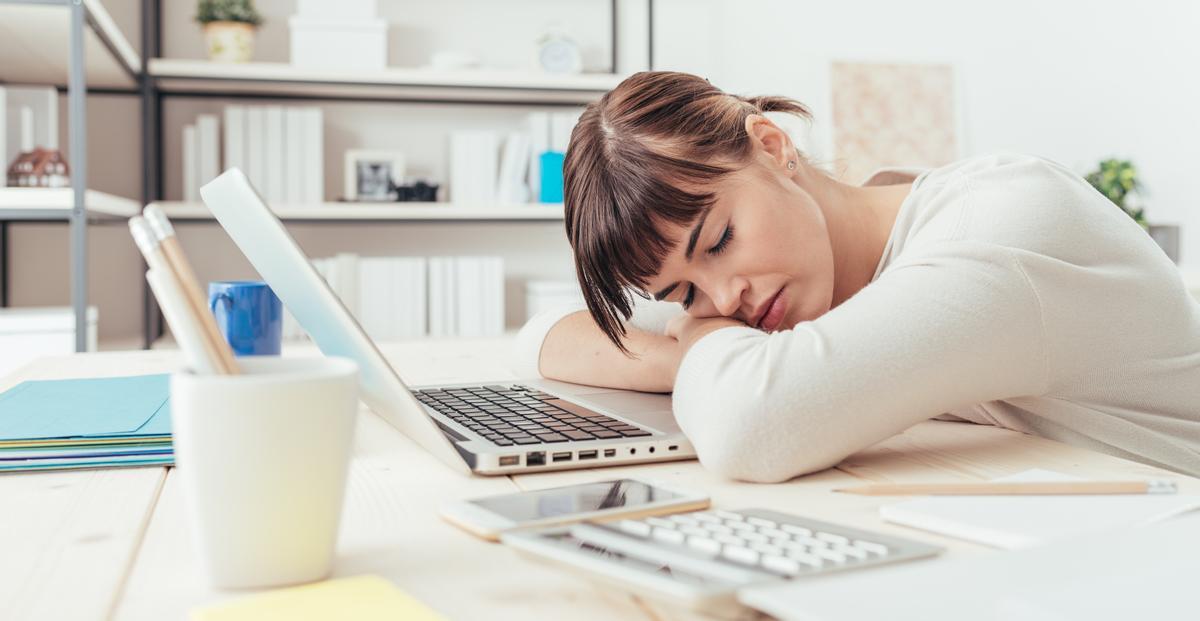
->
[414, 384, 653, 446]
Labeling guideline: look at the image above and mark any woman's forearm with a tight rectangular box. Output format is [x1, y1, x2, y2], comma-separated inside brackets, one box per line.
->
[537, 311, 682, 393]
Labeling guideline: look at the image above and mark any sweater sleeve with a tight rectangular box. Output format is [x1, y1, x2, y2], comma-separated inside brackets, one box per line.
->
[509, 296, 685, 378]
[672, 242, 1050, 483]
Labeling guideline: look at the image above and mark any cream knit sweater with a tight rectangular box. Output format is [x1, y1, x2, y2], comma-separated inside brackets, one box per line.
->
[513, 154, 1200, 482]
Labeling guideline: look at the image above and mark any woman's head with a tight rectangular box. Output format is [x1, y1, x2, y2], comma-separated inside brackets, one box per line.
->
[564, 71, 837, 354]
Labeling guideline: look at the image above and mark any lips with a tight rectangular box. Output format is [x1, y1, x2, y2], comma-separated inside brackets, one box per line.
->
[753, 288, 786, 331]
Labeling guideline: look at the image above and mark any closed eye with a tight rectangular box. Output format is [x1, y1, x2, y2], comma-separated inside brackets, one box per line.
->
[679, 225, 734, 309]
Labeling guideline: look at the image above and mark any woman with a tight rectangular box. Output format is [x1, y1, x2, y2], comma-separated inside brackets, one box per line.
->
[512, 71, 1200, 483]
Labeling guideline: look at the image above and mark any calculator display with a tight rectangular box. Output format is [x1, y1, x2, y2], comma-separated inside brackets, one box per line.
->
[470, 479, 683, 523]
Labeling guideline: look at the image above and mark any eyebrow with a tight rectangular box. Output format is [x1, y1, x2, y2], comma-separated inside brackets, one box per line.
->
[651, 205, 716, 301]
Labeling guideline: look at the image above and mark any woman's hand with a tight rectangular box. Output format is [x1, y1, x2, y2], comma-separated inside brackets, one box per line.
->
[665, 314, 747, 353]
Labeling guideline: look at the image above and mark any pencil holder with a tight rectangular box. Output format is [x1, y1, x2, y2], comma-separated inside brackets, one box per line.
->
[171, 356, 359, 588]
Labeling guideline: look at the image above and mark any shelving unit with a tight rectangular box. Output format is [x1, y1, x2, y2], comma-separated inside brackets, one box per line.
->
[2, 1, 650, 348]
[135, 0, 651, 347]
[0, 0, 142, 350]
[149, 201, 565, 222]
[148, 59, 624, 104]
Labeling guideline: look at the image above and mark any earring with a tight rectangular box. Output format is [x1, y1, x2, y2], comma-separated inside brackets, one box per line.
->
[787, 160, 796, 171]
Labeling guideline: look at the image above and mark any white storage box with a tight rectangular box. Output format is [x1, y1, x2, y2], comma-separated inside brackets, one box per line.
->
[0, 306, 97, 378]
[525, 280, 584, 322]
[289, 17, 387, 71]
[296, 0, 377, 20]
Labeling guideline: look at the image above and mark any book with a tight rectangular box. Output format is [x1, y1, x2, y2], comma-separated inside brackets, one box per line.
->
[285, 107, 306, 205]
[526, 112, 549, 203]
[196, 114, 220, 186]
[304, 107, 324, 203]
[223, 106, 245, 178]
[246, 106, 266, 192]
[265, 106, 286, 202]
[427, 257, 453, 337]
[182, 124, 199, 202]
[879, 469, 1200, 549]
[495, 132, 531, 204]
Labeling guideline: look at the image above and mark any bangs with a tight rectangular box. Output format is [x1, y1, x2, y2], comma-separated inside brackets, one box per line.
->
[565, 141, 734, 354]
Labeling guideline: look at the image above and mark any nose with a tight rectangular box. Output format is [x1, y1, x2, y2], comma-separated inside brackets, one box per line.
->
[708, 274, 749, 318]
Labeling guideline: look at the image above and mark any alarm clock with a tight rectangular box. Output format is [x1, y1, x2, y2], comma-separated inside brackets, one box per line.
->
[537, 29, 582, 75]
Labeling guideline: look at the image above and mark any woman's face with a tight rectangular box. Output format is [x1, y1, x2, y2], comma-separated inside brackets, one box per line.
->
[642, 156, 836, 332]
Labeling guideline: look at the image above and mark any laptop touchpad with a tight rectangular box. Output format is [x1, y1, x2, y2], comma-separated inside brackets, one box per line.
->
[576, 391, 672, 414]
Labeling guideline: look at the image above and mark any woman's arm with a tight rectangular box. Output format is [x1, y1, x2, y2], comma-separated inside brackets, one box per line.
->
[536, 310, 683, 393]
[672, 242, 1050, 483]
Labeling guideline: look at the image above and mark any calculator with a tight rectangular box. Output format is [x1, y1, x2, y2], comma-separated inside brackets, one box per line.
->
[501, 507, 944, 617]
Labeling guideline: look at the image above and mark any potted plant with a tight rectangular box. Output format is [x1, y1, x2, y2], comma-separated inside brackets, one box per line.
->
[1085, 158, 1181, 262]
[1085, 158, 1146, 228]
[196, 0, 263, 63]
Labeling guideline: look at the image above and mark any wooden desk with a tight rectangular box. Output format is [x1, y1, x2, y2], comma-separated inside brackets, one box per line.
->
[3, 337, 1197, 620]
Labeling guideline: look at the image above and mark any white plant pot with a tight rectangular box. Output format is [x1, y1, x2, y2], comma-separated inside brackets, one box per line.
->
[204, 21, 256, 63]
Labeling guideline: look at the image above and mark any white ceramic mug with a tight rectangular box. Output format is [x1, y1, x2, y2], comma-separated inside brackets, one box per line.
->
[171, 356, 359, 588]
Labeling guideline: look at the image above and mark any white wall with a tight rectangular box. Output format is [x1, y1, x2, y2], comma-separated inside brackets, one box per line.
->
[10, 0, 1198, 345]
[653, 0, 1200, 267]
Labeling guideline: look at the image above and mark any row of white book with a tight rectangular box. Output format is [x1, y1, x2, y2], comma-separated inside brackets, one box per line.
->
[182, 105, 324, 204]
[448, 110, 580, 204]
[282, 254, 505, 341]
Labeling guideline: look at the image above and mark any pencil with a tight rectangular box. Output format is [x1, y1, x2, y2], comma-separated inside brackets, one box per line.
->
[142, 206, 240, 375]
[144, 268, 221, 375]
[832, 480, 1179, 496]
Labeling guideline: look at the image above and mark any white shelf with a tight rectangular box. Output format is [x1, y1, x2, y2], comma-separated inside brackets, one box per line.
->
[0, 187, 140, 219]
[148, 59, 622, 104]
[0, 0, 141, 89]
[149, 201, 565, 222]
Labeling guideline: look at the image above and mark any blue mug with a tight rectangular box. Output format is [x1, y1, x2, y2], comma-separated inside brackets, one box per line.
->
[208, 281, 283, 356]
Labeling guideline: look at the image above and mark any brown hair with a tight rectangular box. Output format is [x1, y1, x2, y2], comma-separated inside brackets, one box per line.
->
[563, 71, 811, 355]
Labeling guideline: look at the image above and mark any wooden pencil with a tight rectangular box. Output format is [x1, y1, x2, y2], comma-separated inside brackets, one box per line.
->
[142, 206, 240, 375]
[833, 480, 1178, 496]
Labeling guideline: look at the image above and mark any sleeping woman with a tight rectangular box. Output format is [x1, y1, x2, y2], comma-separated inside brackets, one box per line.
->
[511, 71, 1200, 482]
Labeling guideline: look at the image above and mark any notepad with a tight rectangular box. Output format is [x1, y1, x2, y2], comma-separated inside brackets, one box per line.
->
[880, 469, 1200, 549]
[190, 575, 446, 621]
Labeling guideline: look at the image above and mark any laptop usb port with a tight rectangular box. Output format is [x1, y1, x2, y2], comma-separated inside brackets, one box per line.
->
[552, 451, 573, 463]
[578, 450, 598, 460]
[499, 455, 519, 467]
[603, 449, 616, 458]
[526, 451, 546, 466]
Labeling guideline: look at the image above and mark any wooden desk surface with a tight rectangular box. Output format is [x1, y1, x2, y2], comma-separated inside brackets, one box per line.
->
[2, 337, 1197, 621]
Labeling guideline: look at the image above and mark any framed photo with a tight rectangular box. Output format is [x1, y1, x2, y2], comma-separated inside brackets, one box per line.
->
[343, 150, 405, 202]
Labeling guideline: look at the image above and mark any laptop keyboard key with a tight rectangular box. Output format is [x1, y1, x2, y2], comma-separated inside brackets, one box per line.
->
[592, 430, 621, 439]
[562, 429, 596, 441]
[534, 433, 570, 443]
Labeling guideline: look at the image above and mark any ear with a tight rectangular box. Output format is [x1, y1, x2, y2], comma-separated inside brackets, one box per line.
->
[744, 114, 794, 171]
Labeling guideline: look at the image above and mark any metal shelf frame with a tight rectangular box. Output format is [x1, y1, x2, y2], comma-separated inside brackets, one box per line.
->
[0, 0, 101, 352]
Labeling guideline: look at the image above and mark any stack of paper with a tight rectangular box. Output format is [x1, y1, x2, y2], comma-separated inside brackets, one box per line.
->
[0, 374, 173, 472]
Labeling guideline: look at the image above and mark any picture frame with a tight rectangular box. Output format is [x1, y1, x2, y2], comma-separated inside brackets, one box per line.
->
[343, 149, 406, 202]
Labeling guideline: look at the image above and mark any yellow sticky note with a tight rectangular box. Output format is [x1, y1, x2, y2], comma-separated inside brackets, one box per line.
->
[191, 575, 446, 621]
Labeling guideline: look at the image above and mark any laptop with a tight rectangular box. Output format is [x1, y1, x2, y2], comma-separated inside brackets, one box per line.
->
[199, 169, 697, 475]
